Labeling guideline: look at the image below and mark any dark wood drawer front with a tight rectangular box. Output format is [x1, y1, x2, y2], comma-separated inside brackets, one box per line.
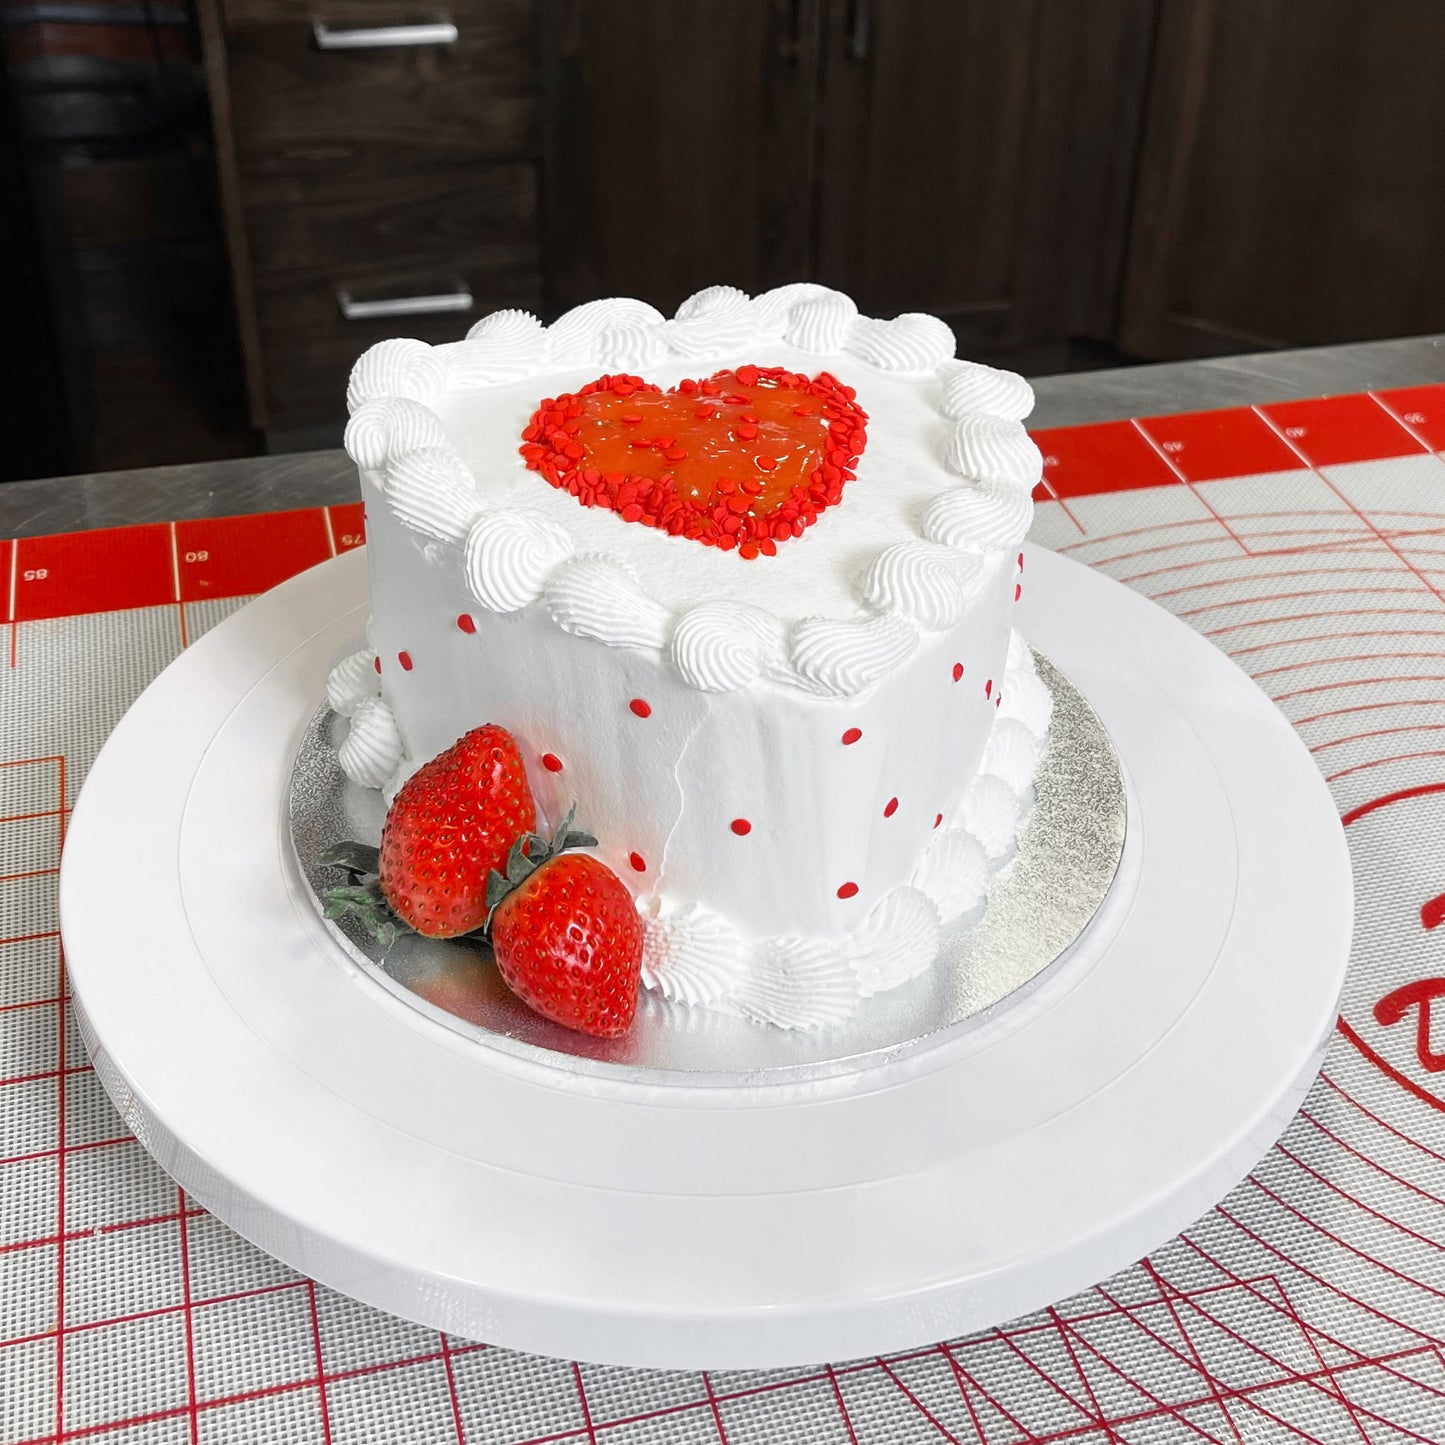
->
[244, 161, 536, 279]
[255, 255, 541, 429]
[225, 0, 536, 180]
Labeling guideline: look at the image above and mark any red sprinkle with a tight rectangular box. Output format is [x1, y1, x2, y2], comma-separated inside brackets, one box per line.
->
[952, 662, 964, 682]
[629, 852, 646, 873]
[934, 813, 943, 828]
[730, 818, 752, 836]
[841, 727, 862, 746]
[541, 753, 563, 773]
[1017, 551, 1025, 571]
[398, 651, 413, 672]
[985, 679, 993, 699]
[373, 656, 381, 674]
[884, 797, 899, 818]
[837, 882, 859, 900]
[1015, 583, 1022, 601]
[457, 614, 476, 634]
[629, 698, 652, 718]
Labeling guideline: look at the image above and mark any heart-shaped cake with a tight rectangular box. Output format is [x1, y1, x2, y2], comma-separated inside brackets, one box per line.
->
[519, 366, 868, 559]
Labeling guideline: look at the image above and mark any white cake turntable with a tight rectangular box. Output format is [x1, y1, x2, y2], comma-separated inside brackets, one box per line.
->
[59, 543, 1351, 1368]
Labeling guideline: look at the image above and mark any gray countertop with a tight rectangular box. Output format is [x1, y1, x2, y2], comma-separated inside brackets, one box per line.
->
[4, 334, 1440, 539]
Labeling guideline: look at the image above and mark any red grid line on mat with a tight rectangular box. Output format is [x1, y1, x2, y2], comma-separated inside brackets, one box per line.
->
[825, 1362, 862, 1445]
[1319, 1071, 1445, 1167]
[1142, 1259, 1246, 1445]
[1254, 404, 1445, 609]
[701, 1371, 730, 1443]
[176, 1188, 199, 1445]
[571, 1361, 598, 1445]
[3, 1280, 306, 1350]
[1176, 1231, 1445, 1433]
[1373, 387, 1445, 452]
[11, 1339, 493, 1445]
[1128, 417, 1254, 556]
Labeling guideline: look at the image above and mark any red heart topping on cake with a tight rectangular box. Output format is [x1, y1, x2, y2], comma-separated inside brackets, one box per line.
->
[518, 366, 868, 558]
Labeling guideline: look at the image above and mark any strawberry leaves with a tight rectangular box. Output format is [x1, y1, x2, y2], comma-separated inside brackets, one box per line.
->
[483, 803, 598, 929]
[321, 803, 598, 950]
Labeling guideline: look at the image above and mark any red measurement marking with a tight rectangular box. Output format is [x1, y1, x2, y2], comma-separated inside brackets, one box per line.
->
[173, 510, 333, 602]
[1260, 394, 1428, 468]
[1028, 419, 1179, 498]
[1372, 383, 1445, 450]
[1374, 980, 1445, 1074]
[12, 524, 174, 621]
[327, 501, 367, 552]
[1137, 406, 1304, 482]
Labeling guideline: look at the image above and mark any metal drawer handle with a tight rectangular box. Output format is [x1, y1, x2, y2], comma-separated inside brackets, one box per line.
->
[337, 284, 473, 321]
[313, 20, 458, 50]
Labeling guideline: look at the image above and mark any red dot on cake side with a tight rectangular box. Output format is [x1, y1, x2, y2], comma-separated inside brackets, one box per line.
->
[841, 727, 862, 746]
[934, 813, 943, 829]
[398, 651, 413, 672]
[541, 753, 563, 773]
[984, 678, 993, 699]
[629, 852, 646, 873]
[456, 614, 476, 634]
[952, 662, 964, 682]
[1015, 583, 1022, 602]
[884, 797, 898, 818]
[629, 698, 652, 718]
[730, 818, 752, 836]
[373, 656, 381, 674]
[837, 881, 859, 900]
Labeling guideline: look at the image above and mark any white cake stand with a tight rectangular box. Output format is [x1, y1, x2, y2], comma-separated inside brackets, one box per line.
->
[59, 545, 1351, 1369]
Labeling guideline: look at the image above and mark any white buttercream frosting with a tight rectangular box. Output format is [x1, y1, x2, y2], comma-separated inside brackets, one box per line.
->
[940, 359, 1035, 423]
[326, 649, 379, 717]
[448, 310, 547, 385]
[861, 542, 984, 629]
[980, 717, 1044, 794]
[733, 936, 861, 1030]
[998, 668, 1053, 735]
[911, 828, 990, 923]
[958, 773, 1023, 860]
[344, 398, 451, 472]
[347, 338, 446, 413]
[923, 480, 1034, 552]
[848, 887, 941, 996]
[790, 614, 918, 697]
[544, 555, 671, 651]
[464, 510, 574, 613]
[669, 602, 786, 692]
[847, 313, 955, 374]
[348, 285, 1045, 701]
[384, 447, 484, 546]
[947, 414, 1044, 491]
[640, 901, 746, 1007]
[337, 697, 403, 790]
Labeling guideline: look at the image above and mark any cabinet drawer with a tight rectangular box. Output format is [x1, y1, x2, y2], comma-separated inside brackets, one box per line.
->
[255, 254, 542, 430]
[243, 160, 536, 280]
[224, 0, 536, 178]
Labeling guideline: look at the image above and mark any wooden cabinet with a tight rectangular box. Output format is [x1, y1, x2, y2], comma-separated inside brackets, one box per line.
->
[545, 0, 1157, 355]
[199, 0, 543, 444]
[200, 0, 1444, 447]
[1119, 0, 1445, 357]
[813, 0, 1155, 352]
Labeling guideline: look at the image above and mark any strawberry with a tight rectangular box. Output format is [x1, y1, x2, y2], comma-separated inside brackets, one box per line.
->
[375, 724, 535, 938]
[486, 809, 643, 1037]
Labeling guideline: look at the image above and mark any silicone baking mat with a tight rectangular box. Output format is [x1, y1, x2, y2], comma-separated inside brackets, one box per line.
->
[4, 386, 1445, 1444]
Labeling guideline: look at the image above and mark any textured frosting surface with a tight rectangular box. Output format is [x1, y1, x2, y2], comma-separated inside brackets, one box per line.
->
[335, 286, 1049, 1028]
